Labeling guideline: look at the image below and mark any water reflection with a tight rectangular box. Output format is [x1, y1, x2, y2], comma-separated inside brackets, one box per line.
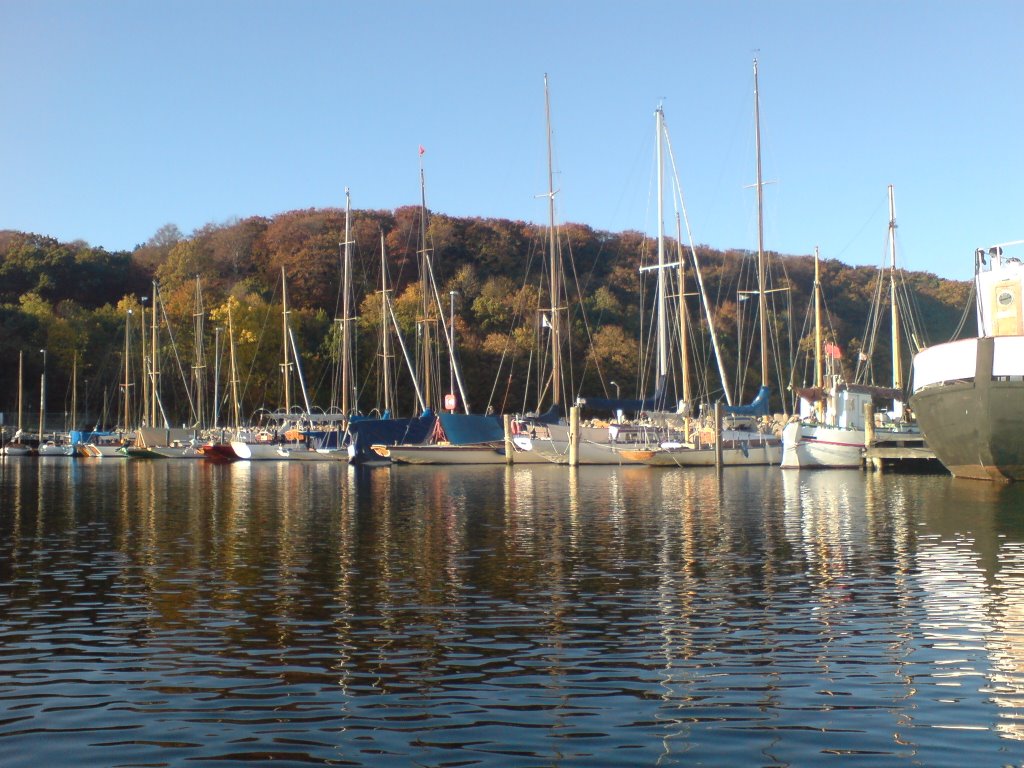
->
[1, 460, 1024, 766]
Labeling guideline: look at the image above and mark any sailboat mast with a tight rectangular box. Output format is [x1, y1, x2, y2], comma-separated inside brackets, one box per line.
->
[753, 58, 769, 392]
[281, 266, 291, 414]
[418, 155, 434, 412]
[16, 350, 23, 433]
[545, 74, 563, 409]
[814, 247, 823, 390]
[676, 214, 690, 409]
[341, 188, 355, 416]
[227, 305, 241, 430]
[150, 281, 159, 428]
[655, 106, 669, 385]
[380, 232, 394, 416]
[71, 351, 77, 431]
[193, 277, 206, 429]
[888, 184, 902, 394]
[123, 308, 133, 431]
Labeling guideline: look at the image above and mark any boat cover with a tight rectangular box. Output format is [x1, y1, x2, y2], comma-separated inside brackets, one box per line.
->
[347, 411, 437, 460]
[722, 385, 771, 417]
[438, 413, 503, 443]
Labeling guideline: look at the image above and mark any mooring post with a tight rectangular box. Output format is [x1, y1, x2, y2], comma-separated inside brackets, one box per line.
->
[503, 414, 514, 465]
[863, 401, 879, 471]
[569, 406, 580, 467]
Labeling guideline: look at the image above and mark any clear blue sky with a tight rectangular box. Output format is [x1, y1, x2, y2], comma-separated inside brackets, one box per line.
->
[2, 1, 1021, 281]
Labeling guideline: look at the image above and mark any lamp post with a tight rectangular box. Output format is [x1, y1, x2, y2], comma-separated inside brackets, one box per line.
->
[38, 348, 47, 444]
[609, 380, 621, 424]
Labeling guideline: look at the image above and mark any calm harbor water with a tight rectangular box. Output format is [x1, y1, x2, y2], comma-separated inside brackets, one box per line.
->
[1, 458, 1024, 767]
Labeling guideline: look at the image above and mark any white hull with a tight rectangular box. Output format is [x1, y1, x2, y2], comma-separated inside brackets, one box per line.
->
[230, 440, 297, 460]
[79, 443, 128, 458]
[620, 439, 781, 467]
[37, 443, 75, 456]
[781, 421, 864, 469]
[146, 445, 208, 459]
[379, 443, 530, 465]
[2, 444, 33, 456]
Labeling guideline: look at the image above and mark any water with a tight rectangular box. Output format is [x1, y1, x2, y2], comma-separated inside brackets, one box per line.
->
[1, 458, 1024, 767]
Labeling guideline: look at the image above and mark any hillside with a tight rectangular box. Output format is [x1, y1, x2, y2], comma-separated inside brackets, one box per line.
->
[0, 209, 973, 428]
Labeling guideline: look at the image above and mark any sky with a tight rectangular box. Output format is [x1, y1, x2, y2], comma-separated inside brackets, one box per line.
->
[2, 0, 1023, 281]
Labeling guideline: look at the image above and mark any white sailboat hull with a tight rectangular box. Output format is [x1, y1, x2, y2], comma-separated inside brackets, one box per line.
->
[230, 441, 293, 460]
[781, 421, 864, 469]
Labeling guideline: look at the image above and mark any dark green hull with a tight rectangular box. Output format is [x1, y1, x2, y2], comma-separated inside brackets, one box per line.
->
[910, 337, 1024, 481]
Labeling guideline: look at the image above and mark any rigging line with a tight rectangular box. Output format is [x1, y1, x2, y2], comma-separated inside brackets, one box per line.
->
[947, 279, 975, 342]
[155, 284, 198, 425]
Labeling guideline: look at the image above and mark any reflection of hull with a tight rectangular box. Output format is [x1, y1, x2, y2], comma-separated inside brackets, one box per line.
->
[912, 336, 1024, 481]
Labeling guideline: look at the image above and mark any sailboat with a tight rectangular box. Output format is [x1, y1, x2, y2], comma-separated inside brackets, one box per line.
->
[288, 190, 363, 462]
[120, 281, 208, 459]
[781, 185, 922, 468]
[616, 61, 782, 468]
[2, 351, 32, 456]
[363, 150, 533, 465]
[911, 240, 1024, 480]
[230, 267, 308, 460]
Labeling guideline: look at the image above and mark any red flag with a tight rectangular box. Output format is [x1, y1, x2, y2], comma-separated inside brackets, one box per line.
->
[418, 145, 425, 156]
[824, 342, 842, 359]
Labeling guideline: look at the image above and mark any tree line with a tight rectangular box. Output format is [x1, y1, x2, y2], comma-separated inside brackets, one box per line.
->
[0, 208, 973, 430]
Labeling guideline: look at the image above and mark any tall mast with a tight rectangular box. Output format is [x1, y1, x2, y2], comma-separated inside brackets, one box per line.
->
[193, 276, 206, 429]
[753, 58, 769, 392]
[38, 349, 45, 443]
[16, 350, 23, 433]
[675, 214, 690, 409]
[418, 152, 434, 412]
[341, 188, 355, 416]
[888, 184, 902, 394]
[380, 231, 394, 416]
[71, 351, 78, 431]
[281, 266, 291, 414]
[150, 281, 159, 428]
[227, 305, 241, 430]
[140, 301, 148, 425]
[661, 115, 733, 405]
[545, 73, 563, 408]
[814, 247, 823, 391]
[123, 308, 133, 430]
[655, 106, 669, 387]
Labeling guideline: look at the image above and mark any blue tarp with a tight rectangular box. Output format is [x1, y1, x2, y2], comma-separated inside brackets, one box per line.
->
[438, 413, 503, 443]
[346, 411, 437, 462]
[722, 386, 771, 417]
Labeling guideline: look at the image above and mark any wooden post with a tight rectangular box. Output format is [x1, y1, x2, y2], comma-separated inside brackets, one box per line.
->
[503, 414, 514, 465]
[569, 406, 580, 467]
[714, 402, 723, 473]
[863, 401, 878, 471]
